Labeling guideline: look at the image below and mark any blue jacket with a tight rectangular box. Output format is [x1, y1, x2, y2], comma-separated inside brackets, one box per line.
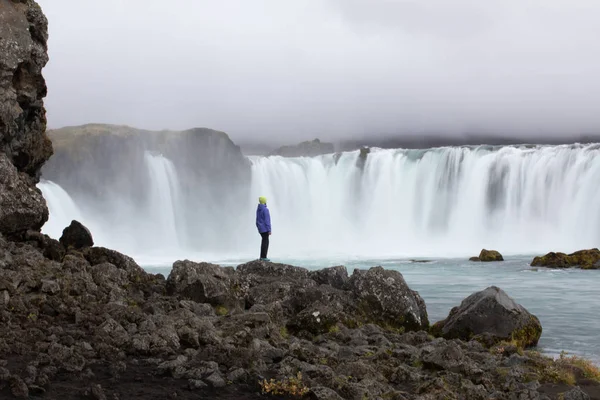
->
[256, 203, 271, 233]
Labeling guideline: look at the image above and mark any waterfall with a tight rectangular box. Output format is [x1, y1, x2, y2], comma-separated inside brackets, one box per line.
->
[38, 180, 84, 239]
[40, 144, 600, 261]
[249, 144, 600, 258]
[143, 152, 183, 251]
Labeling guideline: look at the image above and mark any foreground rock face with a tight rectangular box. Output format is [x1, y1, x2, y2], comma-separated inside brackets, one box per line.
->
[0, 0, 52, 236]
[0, 235, 597, 399]
[531, 249, 600, 270]
[431, 286, 542, 348]
[470, 249, 504, 262]
[270, 139, 335, 157]
[0, 154, 48, 236]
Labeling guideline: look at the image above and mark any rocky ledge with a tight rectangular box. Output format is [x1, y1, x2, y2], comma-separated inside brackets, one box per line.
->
[0, 224, 599, 399]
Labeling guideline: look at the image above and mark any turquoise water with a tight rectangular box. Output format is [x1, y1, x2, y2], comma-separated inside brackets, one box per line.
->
[144, 256, 600, 364]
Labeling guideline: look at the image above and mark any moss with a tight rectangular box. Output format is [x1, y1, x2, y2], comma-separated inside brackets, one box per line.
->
[531, 248, 600, 269]
[510, 316, 542, 348]
[279, 326, 289, 339]
[328, 324, 340, 334]
[215, 305, 228, 316]
[478, 249, 504, 262]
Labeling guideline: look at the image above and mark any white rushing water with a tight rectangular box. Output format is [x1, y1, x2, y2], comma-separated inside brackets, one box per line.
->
[250, 143, 600, 258]
[39, 143, 600, 260]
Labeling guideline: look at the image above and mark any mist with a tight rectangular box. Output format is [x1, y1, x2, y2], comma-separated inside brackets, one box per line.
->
[38, 0, 600, 144]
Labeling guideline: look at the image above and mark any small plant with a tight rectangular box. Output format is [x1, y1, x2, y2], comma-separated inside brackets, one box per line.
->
[259, 372, 309, 397]
[279, 326, 289, 339]
[556, 352, 600, 381]
[328, 324, 340, 334]
[215, 305, 228, 316]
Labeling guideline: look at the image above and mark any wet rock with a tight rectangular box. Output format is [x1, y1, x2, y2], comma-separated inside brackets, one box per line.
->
[531, 248, 600, 270]
[473, 249, 504, 262]
[59, 220, 94, 249]
[348, 267, 429, 331]
[431, 286, 542, 347]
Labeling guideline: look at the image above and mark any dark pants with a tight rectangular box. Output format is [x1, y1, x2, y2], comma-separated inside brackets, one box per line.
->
[260, 232, 270, 259]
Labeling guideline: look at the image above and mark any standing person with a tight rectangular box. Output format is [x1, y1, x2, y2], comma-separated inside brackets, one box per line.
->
[256, 196, 271, 261]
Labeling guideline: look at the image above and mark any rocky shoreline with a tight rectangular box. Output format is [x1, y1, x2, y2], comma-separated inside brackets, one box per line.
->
[0, 225, 599, 399]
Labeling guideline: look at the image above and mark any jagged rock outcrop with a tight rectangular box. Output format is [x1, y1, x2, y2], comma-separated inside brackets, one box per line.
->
[0, 0, 52, 236]
[431, 286, 542, 348]
[470, 249, 504, 262]
[1, 235, 598, 399]
[531, 249, 600, 270]
[270, 138, 334, 157]
[0, 154, 48, 236]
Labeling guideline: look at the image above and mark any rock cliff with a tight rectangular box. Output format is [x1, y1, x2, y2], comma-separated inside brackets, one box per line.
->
[42, 124, 250, 201]
[0, 0, 52, 236]
[270, 138, 334, 157]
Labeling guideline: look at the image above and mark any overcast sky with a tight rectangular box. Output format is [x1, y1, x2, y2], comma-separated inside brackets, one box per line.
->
[37, 0, 600, 142]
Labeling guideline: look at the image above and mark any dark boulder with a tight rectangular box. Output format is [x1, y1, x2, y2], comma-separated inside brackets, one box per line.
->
[309, 265, 348, 290]
[287, 303, 341, 336]
[431, 286, 542, 348]
[531, 249, 600, 270]
[471, 249, 504, 262]
[348, 267, 429, 331]
[59, 220, 93, 249]
[166, 260, 243, 311]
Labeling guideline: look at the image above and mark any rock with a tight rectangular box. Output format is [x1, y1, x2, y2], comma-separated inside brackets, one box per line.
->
[270, 138, 334, 157]
[357, 147, 370, 168]
[0, 0, 53, 179]
[204, 371, 226, 388]
[475, 249, 504, 262]
[287, 304, 341, 336]
[310, 266, 348, 290]
[188, 379, 208, 390]
[10, 376, 29, 398]
[21, 230, 65, 261]
[348, 267, 429, 331]
[431, 286, 542, 348]
[59, 220, 94, 249]
[561, 387, 590, 400]
[91, 384, 108, 400]
[166, 260, 242, 310]
[41, 279, 60, 294]
[0, 154, 48, 236]
[531, 248, 600, 270]
[309, 386, 344, 400]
